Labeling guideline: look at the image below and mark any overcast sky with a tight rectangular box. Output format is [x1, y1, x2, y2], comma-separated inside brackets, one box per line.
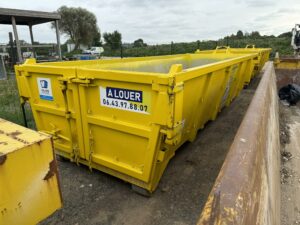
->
[0, 0, 299, 44]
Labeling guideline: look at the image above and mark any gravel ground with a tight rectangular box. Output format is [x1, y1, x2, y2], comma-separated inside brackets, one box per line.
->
[280, 102, 300, 225]
[41, 77, 260, 225]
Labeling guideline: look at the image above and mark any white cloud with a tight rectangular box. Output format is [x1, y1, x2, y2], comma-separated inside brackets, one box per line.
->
[0, 0, 299, 44]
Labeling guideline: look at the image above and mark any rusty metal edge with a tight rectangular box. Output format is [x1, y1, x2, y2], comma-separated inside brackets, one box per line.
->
[275, 57, 300, 70]
[197, 62, 280, 225]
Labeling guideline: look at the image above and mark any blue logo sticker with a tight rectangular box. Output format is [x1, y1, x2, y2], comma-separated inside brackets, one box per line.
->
[40, 80, 48, 88]
[37, 78, 53, 101]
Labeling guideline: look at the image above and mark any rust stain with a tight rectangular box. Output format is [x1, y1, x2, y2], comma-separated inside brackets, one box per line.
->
[197, 62, 280, 225]
[51, 139, 63, 203]
[8, 131, 22, 137]
[5, 130, 30, 145]
[43, 159, 57, 181]
[1, 208, 7, 215]
[0, 154, 7, 165]
[275, 68, 300, 89]
[208, 191, 221, 225]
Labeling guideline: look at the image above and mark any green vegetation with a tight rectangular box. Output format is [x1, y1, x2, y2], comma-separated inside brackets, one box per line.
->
[133, 39, 147, 48]
[102, 31, 293, 57]
[53, 5, 292, 58]
[0, 76, 35, 128]
[103, 31, 122, 50]
[64, 49, 83, 58]
[54, 6, 101, 50]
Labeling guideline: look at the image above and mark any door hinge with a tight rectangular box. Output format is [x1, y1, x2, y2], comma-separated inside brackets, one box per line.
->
[71, 77, 95, 86]
[161, 119, 185, 145]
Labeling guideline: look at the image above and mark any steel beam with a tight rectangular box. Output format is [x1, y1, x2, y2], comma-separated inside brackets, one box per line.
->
[11, 16, 22, 63]
[28, 24, 36, 58]
[55, 20, 62, 60]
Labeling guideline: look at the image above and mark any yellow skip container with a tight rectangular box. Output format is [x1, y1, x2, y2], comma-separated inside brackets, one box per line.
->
[15, 49, 270, 193]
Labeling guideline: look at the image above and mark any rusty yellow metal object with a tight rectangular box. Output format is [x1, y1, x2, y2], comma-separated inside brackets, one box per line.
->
[274, 57, 300, 88]
[15, 49, 269, 193]
[197, 62, 280, 225]
[0, 119, 62, 225]
[274, 57, 300, 69]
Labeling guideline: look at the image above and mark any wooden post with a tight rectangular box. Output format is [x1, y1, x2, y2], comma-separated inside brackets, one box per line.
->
[55, 20, 62, 60]
[11, 16, 22, 63]
[29, 24, 36, 58]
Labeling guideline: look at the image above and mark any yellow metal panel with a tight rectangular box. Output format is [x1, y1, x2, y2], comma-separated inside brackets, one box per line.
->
[194, 46, 271, 80]
[15, 48, 270, 193]
[0, 119, 62, 225]
[15, 63, 85, 163]
[274, 58, 300, 69]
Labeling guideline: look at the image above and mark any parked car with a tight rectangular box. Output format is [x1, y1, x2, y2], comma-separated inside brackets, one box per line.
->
[82, 47, 104, 55]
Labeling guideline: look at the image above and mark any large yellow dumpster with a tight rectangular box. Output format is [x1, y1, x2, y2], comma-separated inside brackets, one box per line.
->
[230, 45, 271, 77]
[15, 50, 268, 193]
[0, 119, 62, 225]
[195, 46, 271, 83]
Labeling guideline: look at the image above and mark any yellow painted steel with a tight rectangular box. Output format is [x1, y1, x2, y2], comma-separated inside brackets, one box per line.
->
[15, 49, 269, 192]
[0, 119, 62, 225]
[229, 46, 271, 77]
[274, 58, 300, 69]
[195, 46, 271, 82]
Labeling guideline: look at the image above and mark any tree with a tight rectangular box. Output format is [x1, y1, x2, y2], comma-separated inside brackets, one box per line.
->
[250, 31, 261, 38]
[92, 29, 102, 46]
[103, 30, 122, 50]
[133, 38, 147, 47]
[54, 6, 100, 50]
[244, 32, 250, 37]
[278, 32, 292, 38]
[236, 30, 244, 38]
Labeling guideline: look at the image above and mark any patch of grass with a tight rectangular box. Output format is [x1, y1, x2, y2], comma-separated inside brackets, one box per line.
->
[0, 75, 35, 129]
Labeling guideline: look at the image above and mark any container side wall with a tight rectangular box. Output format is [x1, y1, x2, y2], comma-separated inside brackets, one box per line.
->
[15, 63, 85, 162]
[197, 62, 280, 225]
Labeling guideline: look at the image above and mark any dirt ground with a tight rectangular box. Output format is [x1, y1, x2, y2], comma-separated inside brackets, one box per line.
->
[40, 78, 260, 225]
[280, 102, 300, 225]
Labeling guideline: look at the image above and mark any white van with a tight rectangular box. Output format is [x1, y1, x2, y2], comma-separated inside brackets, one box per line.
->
[83, 47, 104, 55]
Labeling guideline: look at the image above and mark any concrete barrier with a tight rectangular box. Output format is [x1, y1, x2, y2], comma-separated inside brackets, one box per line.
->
[197, 62, 280, 225]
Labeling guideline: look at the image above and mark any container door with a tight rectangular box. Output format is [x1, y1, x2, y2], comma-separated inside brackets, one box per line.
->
[77, 72, 163, 184]
[19, 66, 85, 161]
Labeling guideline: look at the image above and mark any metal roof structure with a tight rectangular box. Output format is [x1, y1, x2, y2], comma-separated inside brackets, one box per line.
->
[0, 8, 61, 25]
[0, 7, 62, 62]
